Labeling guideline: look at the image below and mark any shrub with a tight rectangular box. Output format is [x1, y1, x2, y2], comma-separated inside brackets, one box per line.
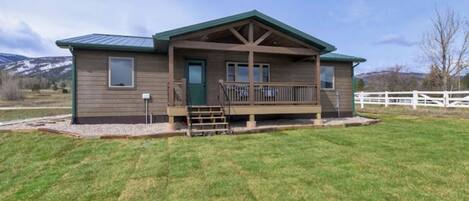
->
[52, 83, 58, 91]
[31, 84, 41, 92]
[0, 72, 23, 101]
[59, 81, 67, 89]
[62, 88, 69, 94]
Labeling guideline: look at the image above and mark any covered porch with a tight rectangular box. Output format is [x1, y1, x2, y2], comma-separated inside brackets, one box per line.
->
[165, 20, 323, 130]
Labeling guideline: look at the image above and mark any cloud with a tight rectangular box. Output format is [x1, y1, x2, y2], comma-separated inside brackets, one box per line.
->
[0, 21, 46, 53]
[0, 19, 51, 55]
[375, 34, 418, 47]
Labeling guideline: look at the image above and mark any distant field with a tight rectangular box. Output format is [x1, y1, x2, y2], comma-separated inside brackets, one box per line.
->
[0, 89, 71, 107]
[357, 104, 469, 118]
[0, 109, 70, 122]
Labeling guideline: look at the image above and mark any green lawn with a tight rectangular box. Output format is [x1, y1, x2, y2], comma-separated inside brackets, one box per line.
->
[1, 114, 469, 200]
[0, 109, 70, 122]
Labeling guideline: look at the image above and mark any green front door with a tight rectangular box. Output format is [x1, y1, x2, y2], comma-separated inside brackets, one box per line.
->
[186, 60, 206, 105]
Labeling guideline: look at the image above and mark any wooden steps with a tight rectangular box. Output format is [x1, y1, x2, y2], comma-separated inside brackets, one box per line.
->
[186, 106, 230, 136]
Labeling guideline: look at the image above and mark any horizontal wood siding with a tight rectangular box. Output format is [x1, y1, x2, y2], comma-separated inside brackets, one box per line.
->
[75, 48, 352, 119]
[75, 50, 168, 117]
[319, 62, 353, 112]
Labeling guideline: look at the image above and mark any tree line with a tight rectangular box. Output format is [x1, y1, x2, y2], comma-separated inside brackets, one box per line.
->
[0, 70, 70, 101]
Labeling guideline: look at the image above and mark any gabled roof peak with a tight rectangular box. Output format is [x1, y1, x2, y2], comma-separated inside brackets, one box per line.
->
[154, 10, 336, 53]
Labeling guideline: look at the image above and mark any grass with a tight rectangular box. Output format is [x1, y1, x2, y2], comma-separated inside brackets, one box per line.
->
[1, 114, 469, 200]
[0, 89, 71, 107]
[357, 104, 469, 119]
[0, 109, 70, 122]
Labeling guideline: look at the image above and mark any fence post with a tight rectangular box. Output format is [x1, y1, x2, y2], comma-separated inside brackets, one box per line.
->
[360, 91, 364, 109]
[443, 91, 448, 108]
[384, 91, 389, 107]
[412, 90, 418, 110]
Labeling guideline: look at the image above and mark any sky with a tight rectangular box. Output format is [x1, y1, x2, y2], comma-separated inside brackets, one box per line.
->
[0, 0, 468, 74]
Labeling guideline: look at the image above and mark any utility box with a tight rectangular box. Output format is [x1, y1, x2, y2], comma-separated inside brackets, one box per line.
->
[142, 93, 151, 100]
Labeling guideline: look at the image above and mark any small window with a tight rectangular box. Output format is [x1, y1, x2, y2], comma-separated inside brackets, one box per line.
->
[237, 64, 249, 82]
[109, 57, 134, 87]
[227, 63, 236, 81]
[262, 65, 270, 82]
[226, 62, 270, 82]
[320, 66, 334, 89]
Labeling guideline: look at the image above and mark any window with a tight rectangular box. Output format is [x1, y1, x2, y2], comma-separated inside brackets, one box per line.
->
[226, 62, 270, 82]
[320, 66, 334, 89]
[109, 57, 134, 87]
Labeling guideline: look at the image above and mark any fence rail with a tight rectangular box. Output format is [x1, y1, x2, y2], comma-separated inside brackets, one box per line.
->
[355, 90, 469, 109]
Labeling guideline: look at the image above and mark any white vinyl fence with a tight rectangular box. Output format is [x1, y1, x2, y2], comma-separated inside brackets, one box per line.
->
[355, 90, 469, 109]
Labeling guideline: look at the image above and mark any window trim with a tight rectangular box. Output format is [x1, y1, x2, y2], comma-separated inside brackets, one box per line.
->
[320, 66, 335, 90]
[226, 62, 270, 82]
[108, 57, 135, 88]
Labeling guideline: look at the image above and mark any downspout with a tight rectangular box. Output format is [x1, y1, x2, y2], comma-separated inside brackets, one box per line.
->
[352, 62, 361, 116]
[68, 47, 77, 124]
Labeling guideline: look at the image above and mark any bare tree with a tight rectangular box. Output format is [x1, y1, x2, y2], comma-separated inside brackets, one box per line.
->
[421, 7, 469, 91]
[0, 71, 23, 101]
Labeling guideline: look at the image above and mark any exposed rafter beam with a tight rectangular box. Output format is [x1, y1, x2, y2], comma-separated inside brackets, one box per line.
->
[229, 28, 248, 44]
[172, 40, 316, 56]
[254, 31, 272, 46]
[173, 20, 250, 41]
[253, 21, 317, 50]
[248, 22, 254, 43]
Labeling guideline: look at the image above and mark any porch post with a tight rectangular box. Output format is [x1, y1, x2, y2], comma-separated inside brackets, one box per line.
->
[247, 22, 256, 128]
[315, 54, 321, 105]
[168, 43, 176, 131]
[314, 54, 322, 125]
[168, 44, 175, 106]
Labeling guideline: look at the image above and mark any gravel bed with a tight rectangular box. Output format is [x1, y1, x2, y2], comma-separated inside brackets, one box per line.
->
[231, 116, 377, 131]
[1, 115, 376, 137]
[0, 117, 186, 137]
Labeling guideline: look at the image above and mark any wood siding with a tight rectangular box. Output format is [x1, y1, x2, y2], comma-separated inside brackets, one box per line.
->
[75, 49, 353, 118]
[75, 50, 168, 117]
[320, 62, 353, 112]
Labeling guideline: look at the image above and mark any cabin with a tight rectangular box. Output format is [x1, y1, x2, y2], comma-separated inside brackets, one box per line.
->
[56, 10, 365, 135]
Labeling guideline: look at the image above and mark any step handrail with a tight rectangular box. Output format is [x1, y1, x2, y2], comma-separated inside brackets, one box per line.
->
[218, 80, 232, 133]
[185, 79, 193, 135]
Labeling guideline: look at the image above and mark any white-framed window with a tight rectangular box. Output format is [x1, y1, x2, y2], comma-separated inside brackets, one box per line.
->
[108, 57, 134, 88]
[320, 66, 335, 90]
[226, 62, 270, 82]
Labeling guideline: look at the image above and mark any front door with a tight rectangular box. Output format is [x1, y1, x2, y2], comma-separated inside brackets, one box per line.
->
[186, 60, 206, 105]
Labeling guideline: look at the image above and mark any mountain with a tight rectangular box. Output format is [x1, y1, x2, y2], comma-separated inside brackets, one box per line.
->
[0, 56, 72, 80]
[0, 53, 29, 64]
[356, 71, 427, 81]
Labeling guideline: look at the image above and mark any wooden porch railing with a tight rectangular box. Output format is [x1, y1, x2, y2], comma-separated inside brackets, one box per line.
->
[222, 81, 318, 105]
[169, 79, 318, 106]
[170, 79, 186, 106]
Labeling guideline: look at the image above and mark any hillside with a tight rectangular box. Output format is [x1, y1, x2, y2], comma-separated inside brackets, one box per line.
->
[0, 53, 29, 64]
[0, 54, 72, 80]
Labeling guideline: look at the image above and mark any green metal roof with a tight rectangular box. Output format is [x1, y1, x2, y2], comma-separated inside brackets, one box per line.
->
[320, 52, 366, 62]
[55, 11, 366, 62]
[154, 10, 336, 53]
[56, 34, 155, 52]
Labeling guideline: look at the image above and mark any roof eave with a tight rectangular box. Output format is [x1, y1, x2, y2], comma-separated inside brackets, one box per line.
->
[56, 41, 156, 53]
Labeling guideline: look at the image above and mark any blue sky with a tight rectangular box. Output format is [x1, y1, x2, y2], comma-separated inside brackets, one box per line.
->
[0, 0, 468, 73]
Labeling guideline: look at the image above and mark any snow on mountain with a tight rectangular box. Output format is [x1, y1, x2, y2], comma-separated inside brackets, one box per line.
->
[0, 56, 72, 80]
[0, 53, 29, 64]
